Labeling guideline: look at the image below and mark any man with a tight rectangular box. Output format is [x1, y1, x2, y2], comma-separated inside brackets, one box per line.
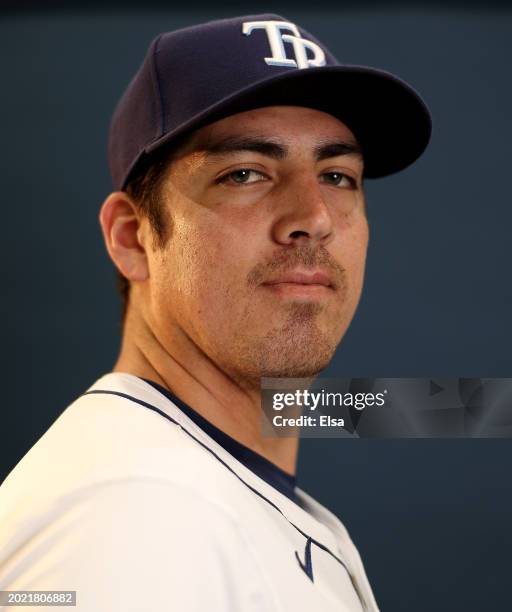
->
[0, 14, 430, 611]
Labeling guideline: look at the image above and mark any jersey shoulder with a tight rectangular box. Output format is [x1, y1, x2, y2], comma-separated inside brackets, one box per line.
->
[0, 373, 247, 527]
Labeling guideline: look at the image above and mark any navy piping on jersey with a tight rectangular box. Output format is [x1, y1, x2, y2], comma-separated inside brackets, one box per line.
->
[140, 377, 298, 504]
[82, 388, 367, 609]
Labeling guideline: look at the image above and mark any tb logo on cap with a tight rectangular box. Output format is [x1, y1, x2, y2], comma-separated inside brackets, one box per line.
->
[242, 20, 326, 69]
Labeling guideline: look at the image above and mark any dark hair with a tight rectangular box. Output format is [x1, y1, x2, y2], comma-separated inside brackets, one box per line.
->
[117, 139, 183, 327]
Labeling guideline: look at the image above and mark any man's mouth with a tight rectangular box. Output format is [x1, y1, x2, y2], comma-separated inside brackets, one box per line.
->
[261, 269, 335, 299]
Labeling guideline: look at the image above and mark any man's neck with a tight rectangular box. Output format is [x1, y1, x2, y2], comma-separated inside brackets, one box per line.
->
[113, 309, 299, 476]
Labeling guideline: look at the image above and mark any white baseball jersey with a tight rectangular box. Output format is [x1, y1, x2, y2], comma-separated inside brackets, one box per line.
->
[0, 373, 379, 611]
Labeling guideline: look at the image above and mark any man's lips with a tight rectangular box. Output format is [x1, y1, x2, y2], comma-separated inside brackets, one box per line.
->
[260, 270, 336, 300]
[261, 271, 334, 288]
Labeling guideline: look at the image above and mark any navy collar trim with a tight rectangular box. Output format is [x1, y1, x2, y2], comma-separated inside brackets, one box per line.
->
[140, 377, 299, 504]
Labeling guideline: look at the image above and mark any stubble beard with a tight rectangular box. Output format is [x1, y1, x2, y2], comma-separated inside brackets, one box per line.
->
[230, 301, 341, 383]
[214, 245, 350, 386]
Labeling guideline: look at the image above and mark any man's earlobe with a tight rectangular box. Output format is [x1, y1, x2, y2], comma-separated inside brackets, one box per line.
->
[99, 192, 149, 283]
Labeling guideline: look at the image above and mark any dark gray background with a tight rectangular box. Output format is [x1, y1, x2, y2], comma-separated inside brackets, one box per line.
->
[2, 5, 511, 611]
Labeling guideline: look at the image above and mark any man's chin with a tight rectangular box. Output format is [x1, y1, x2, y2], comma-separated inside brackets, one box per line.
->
[223, 306, 345, 385]
[226, 345, 336, 392]
[255, 338, 336, 379]
[258, 359, 331, 380]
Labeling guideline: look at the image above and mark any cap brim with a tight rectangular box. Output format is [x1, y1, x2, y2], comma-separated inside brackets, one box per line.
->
[144, 65, 431, 180]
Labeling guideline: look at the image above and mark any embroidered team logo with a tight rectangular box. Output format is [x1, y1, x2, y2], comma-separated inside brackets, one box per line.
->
[242, 20, 326, 70]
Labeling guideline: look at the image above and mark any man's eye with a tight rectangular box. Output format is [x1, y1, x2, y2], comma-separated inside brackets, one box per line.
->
[321, 172, 356, 188]
[218, 169, 267, 185]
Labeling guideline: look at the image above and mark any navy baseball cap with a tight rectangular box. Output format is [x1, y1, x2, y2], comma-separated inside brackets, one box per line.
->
[108, 13, 432, 191]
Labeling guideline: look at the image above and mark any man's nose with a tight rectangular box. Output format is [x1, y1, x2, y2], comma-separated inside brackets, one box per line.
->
[271, 172, 334, 247]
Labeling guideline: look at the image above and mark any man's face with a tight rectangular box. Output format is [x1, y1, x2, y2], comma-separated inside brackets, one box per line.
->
[143, 105, 369, 384]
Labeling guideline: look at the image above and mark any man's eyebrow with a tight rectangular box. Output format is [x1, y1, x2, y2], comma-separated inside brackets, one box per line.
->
[314, 141, 363, 161]
[202, 136, 286, 160]
[200, 136, 362, 161]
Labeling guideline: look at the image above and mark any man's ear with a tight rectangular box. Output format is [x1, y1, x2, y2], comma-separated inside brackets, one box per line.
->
[99, 192, 149, 283]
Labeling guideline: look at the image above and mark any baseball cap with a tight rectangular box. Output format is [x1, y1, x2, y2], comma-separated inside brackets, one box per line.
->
[108, 13, 432, 191]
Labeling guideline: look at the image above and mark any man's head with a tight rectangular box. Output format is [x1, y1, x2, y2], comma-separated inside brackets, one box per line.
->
[101, 14, 430, 385]
[101, 105, 368, 382]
